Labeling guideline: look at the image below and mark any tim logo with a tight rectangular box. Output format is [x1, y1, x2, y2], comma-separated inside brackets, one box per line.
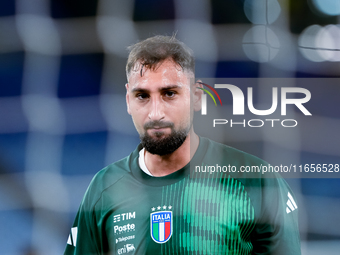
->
[150, 211, 172, 244]
[113, 212, 136, 223]
[198, 83, 311, 116]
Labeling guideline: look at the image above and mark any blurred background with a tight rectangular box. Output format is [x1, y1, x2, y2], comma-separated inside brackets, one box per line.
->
[0, 0, 339, 254]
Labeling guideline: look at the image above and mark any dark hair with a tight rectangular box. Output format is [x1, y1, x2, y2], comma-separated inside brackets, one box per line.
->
[126, 35, 195, 79]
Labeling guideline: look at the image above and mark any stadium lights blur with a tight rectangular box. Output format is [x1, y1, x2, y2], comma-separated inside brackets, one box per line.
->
[299, 24, 340, 62]
[242, 26, 280, 62]
[312, 0, 340, 16]
[243, 0, 281, 25]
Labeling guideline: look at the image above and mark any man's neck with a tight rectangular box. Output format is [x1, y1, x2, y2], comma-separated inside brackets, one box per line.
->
[144, 130, 199, 177]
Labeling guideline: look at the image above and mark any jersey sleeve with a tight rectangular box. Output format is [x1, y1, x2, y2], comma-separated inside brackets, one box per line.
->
[64, 179, 103, 255]
[251, 177, 301, 255]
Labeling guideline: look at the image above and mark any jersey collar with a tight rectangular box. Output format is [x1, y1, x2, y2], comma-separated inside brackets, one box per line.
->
[129, 136, 208, 186]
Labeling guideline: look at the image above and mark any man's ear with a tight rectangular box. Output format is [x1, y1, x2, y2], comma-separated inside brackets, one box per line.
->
[126, 83, 131, 115]
[193, 80, 203, 112]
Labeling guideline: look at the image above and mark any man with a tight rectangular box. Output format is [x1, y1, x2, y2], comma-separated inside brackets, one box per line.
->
[65, 35, 301, 255]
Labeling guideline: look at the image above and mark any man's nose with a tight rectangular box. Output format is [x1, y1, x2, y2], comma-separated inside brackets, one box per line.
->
[148, 97, 165, 120]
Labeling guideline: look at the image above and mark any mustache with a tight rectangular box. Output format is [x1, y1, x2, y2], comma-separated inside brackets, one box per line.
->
[144, 120, 174, 130]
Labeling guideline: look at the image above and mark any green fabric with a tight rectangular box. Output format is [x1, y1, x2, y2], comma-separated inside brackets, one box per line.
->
[64, 137, 301, 255]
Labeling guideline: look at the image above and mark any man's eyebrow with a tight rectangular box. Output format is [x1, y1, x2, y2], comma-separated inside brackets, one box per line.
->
[131, 85, 182, 93]
[159, 85, 182, 91]
[131, 88, 150, 93]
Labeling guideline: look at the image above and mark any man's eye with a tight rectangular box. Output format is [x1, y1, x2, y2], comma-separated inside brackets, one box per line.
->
[164, 91, 176, 98]
[136, 93, 149, 100]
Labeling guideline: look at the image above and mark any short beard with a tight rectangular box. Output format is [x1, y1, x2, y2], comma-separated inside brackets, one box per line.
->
[140, 120, 190, 156]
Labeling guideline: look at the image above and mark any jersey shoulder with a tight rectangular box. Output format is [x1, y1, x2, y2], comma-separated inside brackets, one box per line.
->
[94, 156, 132, 188]
[199, 137, 289, 192]
[81, 153, 135, 210]
[202, 137, 268, 169]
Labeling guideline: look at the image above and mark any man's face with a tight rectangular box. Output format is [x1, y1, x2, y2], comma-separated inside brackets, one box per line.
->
[126, 59, 199, 156]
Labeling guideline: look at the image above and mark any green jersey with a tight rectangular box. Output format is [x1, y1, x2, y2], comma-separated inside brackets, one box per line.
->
[64, 137, 300, 255]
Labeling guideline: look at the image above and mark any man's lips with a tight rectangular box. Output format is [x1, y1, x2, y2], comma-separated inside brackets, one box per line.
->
[147, 127, 170, 132]
[144, 121, 174, 130]
[150, 126, 169, 129]
[146, 126, 171, 137]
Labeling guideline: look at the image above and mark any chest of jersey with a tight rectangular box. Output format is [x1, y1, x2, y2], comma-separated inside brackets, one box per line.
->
[97, 175, 255, 255]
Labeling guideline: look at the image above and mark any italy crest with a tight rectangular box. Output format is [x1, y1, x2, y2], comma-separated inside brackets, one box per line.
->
[150, 208, 172, 244]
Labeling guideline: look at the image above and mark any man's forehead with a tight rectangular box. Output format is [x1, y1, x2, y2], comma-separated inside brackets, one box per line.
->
[128, 60, 193, 90]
